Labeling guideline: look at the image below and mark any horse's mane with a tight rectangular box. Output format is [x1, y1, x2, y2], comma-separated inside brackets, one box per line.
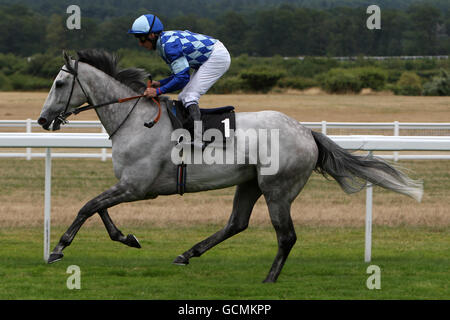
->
[63, 49, 149, 93]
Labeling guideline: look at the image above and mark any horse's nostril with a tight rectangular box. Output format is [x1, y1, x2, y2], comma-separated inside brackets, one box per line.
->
[38, 117, 47, 125]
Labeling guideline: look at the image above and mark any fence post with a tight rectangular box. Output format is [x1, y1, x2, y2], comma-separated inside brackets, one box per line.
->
[44, 148, 52, 262]
[26, 119, 32, 160]
[393, 121, 399, 162]
[321, 121, 327, 135]
[101, 126, 107, 161]
[365, 151, 373, 263]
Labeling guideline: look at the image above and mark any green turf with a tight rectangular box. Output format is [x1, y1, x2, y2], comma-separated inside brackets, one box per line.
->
[0, 225, 448, 299]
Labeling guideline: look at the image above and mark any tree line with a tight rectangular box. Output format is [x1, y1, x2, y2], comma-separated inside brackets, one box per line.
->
[2, 0, 449, 20]
[0, 2, 448, 57]
[0, 1, 448, 95]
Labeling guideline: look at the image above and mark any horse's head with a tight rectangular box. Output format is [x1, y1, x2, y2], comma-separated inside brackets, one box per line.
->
[38, 51, 90, 131]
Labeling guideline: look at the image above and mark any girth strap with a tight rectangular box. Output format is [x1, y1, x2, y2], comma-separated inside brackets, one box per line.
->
[176, 163, 187, 195]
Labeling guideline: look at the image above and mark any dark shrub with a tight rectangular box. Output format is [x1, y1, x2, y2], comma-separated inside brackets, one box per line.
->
[393, 72, 422, 96]
[9, 73, 52, 90]
[422, 70, 450, 96]
[0, 72, 12, 90]
[239, 69, 284, 93]
[210, 76, 247, 94]
[355, 67, 387, 91]
[25, 54, 62, 78]
[277, 76, 318, 90]
[320, 69, 362, 94]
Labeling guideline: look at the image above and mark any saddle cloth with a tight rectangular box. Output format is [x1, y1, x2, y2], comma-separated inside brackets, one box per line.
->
[166, 100, 236, 147]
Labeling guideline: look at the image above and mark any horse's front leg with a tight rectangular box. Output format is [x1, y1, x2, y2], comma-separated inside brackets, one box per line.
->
[47, 182, 138, 263]
[98, 208, 141, 248]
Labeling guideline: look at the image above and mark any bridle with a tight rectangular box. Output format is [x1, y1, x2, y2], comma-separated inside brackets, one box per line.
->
[56, 59, 161, 138]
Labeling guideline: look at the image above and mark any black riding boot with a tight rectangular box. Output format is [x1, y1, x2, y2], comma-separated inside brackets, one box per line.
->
[187, 103, 204, 149]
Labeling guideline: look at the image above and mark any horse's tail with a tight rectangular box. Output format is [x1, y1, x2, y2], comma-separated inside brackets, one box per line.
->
[311, 131, 423, 202]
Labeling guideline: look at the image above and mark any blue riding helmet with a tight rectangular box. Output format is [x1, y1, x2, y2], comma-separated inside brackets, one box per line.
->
[128, 14, 164, 35]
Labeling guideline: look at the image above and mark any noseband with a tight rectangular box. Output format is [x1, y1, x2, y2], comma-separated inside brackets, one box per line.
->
[57, 59, 93, 125]
[57, 59, 161, 138]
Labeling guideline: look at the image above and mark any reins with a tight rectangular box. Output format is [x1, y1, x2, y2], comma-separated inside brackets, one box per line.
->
[57, 59, 162, 135]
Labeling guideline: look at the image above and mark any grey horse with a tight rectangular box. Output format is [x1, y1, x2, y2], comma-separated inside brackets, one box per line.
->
[37, 50, 423, 283]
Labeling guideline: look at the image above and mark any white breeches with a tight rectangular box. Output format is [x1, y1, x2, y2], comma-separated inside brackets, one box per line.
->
[178, 41, 231, 107]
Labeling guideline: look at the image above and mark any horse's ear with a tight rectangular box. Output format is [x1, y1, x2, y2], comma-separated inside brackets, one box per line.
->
[63, 50, 70, 64]
[62, 50, 76, 73]
[63, 50, 74, 67]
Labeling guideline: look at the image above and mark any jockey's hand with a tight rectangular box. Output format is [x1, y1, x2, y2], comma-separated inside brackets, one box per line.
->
[151, 81, 161, 88]
[144, 87, 158, 98]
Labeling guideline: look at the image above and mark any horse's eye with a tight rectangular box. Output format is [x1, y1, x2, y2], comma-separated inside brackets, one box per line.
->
[55, 80, 64, 88]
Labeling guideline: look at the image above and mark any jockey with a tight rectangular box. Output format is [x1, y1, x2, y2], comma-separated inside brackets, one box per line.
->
[128, 14, 231, 148]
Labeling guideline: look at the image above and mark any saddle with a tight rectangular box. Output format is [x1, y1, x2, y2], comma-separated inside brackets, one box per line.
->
[166, 100, 236, 147]
[165, 100, 236, 196]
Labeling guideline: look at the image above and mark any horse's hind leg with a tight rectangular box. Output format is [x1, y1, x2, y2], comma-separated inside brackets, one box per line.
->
[47, 183, 137, 263]
[173, 178, 262, 265]
[98, 209, 141, 248]
[258, 165, 314, 282]
[263, 198, 296, 283]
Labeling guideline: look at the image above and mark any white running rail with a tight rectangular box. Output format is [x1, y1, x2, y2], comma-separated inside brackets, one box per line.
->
[1, 133, 450, 263]
[1, 119, 450, 160]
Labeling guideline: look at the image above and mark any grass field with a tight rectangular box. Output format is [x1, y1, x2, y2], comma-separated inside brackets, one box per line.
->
[0, 91, 449, 300]
[0, 226, 448, 299]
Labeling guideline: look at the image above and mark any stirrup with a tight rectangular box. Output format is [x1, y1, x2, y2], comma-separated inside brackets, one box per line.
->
[187, 104, 204, 149]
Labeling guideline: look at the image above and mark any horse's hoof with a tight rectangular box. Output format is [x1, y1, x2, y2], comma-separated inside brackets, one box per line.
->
[125, 234, 141, 248]
[47, 253, 64, 264]
[173, 255, 189, 265]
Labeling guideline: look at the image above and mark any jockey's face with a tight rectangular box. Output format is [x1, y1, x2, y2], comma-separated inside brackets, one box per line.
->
[138, 33, 158, 50]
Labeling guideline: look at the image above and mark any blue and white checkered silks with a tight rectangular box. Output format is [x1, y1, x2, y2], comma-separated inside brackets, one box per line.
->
[157, 30, 218, 72]
[155, 30, 230, 106]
